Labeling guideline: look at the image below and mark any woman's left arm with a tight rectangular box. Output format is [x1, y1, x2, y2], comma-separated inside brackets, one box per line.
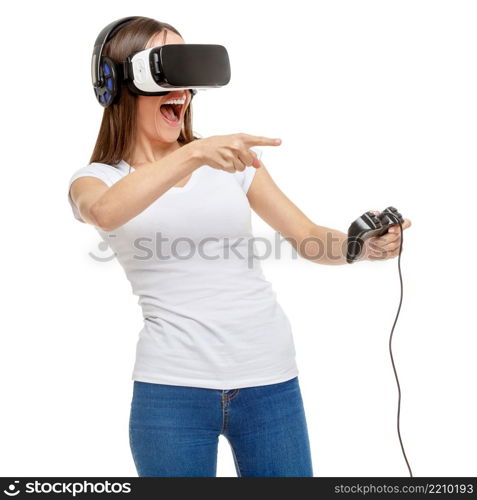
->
[246, 165, 412, 265]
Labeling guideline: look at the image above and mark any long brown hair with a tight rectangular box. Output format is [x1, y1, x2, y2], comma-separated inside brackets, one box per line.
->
[89, 17, 200, 166]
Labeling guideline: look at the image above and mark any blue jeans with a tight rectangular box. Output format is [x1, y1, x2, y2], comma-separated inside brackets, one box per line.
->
[129, 376, 313, 477]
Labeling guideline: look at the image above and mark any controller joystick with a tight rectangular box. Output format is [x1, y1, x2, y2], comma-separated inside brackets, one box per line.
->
[346, 206, 404, 263]
[379, 206, 404, 227]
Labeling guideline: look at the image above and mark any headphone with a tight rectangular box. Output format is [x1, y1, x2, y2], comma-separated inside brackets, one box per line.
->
[91, 16, 140, 107]
[91, 16, 196, 108]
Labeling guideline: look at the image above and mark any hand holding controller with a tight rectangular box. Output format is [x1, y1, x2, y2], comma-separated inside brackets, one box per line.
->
[346, 206, 404, 263]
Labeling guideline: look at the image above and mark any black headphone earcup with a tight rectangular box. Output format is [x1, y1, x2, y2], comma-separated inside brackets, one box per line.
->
[93, 56, 119, 108]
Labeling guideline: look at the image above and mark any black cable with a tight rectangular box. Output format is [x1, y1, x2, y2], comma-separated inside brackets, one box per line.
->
[387, 215, 413, 477]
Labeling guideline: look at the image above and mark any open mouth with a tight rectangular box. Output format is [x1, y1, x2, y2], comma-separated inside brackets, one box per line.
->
[159, 103, 182, 123]
[159, 93, 187, 127]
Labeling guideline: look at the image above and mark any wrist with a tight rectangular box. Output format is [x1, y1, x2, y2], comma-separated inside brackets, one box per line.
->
[182, 139, 204, 169]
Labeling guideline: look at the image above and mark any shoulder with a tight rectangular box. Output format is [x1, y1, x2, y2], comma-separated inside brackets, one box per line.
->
[67, 161, 128, 223]
[203, 165, 257, 194]
[68, 161, 128, 188]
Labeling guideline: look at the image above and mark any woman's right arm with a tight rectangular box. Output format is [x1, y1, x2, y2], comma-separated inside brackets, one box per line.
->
[70, 133, 281, 231]
[70, 143, 201, 231]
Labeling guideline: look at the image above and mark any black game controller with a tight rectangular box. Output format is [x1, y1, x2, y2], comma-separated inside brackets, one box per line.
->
[346, 206, 404, 263]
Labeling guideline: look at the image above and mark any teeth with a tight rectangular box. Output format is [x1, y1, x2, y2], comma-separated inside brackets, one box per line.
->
[162, 97, 186, 105]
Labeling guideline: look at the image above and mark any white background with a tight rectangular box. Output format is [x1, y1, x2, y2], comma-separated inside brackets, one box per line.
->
[1, 0, 476, 477]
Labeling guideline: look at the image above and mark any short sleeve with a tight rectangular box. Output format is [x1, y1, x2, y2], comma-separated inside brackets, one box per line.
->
[234, 147, 263, 193]
[67, 163, 118, 223]
[235, 167, 257, 193]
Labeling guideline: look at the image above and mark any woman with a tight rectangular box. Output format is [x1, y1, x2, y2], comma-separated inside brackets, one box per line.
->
[68, 17, 411, 477]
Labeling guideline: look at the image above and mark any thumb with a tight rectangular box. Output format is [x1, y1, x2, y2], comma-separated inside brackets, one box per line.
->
[251, 151, 261, 169]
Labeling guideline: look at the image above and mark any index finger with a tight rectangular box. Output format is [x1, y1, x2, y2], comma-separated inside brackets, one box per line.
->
[241, 134, 282, 146]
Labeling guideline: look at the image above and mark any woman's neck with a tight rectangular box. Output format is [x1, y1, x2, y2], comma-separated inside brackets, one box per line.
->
[128, 139, 182, 167]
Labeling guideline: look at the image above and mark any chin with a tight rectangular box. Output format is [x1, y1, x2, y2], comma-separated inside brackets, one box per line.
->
[157, 130, 182, 143]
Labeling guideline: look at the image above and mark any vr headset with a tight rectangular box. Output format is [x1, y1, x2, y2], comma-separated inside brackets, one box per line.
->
[92, 16, 231, 107]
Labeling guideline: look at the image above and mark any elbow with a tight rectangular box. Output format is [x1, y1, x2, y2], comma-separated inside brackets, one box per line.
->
[89, 201, 118, 232]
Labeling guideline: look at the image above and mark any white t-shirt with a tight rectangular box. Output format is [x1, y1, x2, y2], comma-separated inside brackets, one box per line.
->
[67, 158, 298, 389]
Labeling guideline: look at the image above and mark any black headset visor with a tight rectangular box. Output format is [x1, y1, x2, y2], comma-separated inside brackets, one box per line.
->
[150, 44, 230, 87]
